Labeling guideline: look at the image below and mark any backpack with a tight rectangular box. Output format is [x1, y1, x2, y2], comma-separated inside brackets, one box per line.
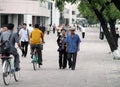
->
[0, 33, 12, 54]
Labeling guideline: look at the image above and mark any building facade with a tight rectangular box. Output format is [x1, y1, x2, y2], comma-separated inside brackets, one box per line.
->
[0, 0, 52, 30]
[0, 0, 77, 30]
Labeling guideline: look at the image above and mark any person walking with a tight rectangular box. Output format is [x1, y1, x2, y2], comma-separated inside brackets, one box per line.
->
[19, 23, 29, 57]
[57, 29, 67, 69]
[53, 24, 56, 34]
[30, 24, 44, 66]
[81, 26, 86, 38]
[28, 24, 34, 34]
[40, 24, 46, 43]
[0, 23, 21, 71]
[66, 27, 81, 70]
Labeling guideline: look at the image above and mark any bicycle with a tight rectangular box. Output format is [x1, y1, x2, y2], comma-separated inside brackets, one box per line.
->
[31, 48, 39, 70]
[0, 54, 20, 85]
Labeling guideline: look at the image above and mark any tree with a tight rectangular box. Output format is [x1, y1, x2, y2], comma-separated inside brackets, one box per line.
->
[112, 0, 120, 11]
[78, 0, 120, 58]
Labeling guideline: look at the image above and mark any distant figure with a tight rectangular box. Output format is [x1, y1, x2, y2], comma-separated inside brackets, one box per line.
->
[66, 27, 81, 70]
[28, 24, 33, 34]
[40, 24, 46, 34]
[53, 24, 56, 34]
[57, 25, 62, 37]
[116, 27, 119, 46]
[40, 24, 46, 43]
[80, 25, 86, 38]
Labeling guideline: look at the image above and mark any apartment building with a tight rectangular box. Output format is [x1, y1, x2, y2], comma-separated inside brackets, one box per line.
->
[64, 3, 77, 26]
[0, 0, 52, 30]
[0, 0, 77, 30]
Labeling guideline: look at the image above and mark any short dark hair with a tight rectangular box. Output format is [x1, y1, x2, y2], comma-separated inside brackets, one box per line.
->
[7, 23, 14, 30]
[61, 29, 66, 32]
[34, 24, 39, 28]
[29, 24, 32, 26]
[23, 23, 27, 26]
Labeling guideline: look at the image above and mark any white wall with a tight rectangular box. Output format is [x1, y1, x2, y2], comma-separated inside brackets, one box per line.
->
[24, 15, 32, 27]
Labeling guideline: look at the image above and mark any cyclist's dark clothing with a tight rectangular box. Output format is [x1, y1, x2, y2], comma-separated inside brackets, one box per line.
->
[30, 44, 42, 65]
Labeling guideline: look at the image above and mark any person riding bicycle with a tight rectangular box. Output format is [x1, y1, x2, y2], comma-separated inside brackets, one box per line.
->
[0, 23, 21, 71]
[30, 24, 43, 66]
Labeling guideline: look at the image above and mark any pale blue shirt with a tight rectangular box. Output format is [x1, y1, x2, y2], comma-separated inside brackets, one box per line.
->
[66, 34, 81, 53]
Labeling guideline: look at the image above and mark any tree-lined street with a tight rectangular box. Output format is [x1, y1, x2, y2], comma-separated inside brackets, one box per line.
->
[0, 27, 120, 87]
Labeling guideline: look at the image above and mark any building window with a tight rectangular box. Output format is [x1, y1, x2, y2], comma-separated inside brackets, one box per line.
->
[72, 11, 76, 15]
[48, 2, 52, 10]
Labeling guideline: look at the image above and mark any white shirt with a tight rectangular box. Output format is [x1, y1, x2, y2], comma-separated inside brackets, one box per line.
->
[19, 28, 29, 42]
[28, 26, 33, 34]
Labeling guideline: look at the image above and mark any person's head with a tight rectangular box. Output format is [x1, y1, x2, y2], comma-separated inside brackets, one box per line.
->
[2, 27, 8, 32]
[34, 24, 39, 28]
[70, 27, 75, 34]
[61, 29, 66, 36]
[29, 24, 32, 27]
[22, 23, 27, 29]
[7, 23, 14, 30]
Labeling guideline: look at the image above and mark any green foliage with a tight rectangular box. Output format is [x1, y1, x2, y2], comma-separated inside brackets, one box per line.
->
[78, 0, 98, 24]
[78, 0, 120, 24]
[55, 0, 65, 12]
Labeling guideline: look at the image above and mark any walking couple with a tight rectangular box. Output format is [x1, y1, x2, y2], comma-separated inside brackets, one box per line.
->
[57, 27, 81, 70]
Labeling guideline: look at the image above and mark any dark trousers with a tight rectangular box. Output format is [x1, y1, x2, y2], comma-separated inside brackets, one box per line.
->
[21, 41, 29, 57]
[11, 47, 20, 68]
[82, 32, 85, 38]
[68, 52, 77, 70]
[59, 50, 67, 69]
[31, 44, 42, 65]
[53, 28, 55, 34]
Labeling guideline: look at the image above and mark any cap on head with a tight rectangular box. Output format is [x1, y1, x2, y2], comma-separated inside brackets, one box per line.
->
[70, 27, 75, 31]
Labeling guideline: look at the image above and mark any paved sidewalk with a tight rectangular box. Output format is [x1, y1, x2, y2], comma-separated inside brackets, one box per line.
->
[0, 27, 120, 87]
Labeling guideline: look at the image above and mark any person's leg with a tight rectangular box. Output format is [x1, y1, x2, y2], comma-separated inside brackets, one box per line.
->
[59, 52, 63, 69]
[21, 41, 25, 57]
[11, 47, 20, 71]
[71, 52, 77, 70]
[63, 51, 67, 69]
[68, 53, 72, 69]
[30, 44, 35, 59]
[24, 42, 29, 57]
[37, 44, 42, 65]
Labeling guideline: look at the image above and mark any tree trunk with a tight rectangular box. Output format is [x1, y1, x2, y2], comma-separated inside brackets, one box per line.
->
[94, 9, 117, 51]
[87, 0, 120, 59]
[108, 19, 118, 47]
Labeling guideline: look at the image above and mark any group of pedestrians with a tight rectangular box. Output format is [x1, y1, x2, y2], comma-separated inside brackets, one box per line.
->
[0, 23, 44, 71]
[57, 26, 81, 70]
[0, 23, 81, 71]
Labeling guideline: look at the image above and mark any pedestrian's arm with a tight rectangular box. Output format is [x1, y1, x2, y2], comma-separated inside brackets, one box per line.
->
[78, 43, 80, 51]
[41, 32, 44, 43]
[17, 42, 21, 49]
[66, 43, 68, 52]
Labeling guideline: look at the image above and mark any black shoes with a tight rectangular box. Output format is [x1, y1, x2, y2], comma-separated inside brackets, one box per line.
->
[15, 67, 20, 71]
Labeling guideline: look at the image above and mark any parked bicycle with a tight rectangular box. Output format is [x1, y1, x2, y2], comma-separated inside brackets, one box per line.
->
[0, 54, 20, 85]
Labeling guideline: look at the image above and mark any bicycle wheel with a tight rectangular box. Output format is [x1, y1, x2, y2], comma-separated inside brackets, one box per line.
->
[14, 70, 20, 82]
[2, 60, 11, 85]
[33, 61, 37, 70]
[32, 54, 37, 70]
